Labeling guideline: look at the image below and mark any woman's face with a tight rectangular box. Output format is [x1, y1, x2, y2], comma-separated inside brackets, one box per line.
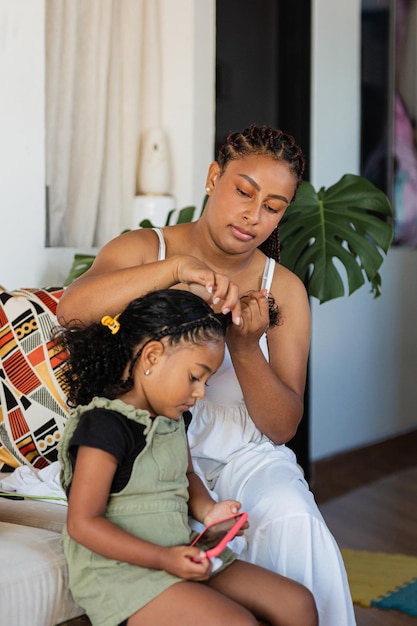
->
[205, 154, 297, 252]
[132, 339, 224, 420]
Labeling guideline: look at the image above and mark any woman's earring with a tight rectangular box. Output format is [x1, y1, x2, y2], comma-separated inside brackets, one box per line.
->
[145, 369, 151, 376]
[205, 186, 211, 193]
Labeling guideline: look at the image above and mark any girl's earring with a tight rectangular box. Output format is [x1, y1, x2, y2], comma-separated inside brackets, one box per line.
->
[205, 186, 211, 193]
[145, 369, 151, 376]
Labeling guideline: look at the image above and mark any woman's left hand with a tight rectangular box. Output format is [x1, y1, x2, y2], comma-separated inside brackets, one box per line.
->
[226, 289, 269, 347]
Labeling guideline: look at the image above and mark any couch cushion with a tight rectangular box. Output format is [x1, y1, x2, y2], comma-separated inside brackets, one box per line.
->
[0, 287, 69, 470]
[0, 520, 84, 626]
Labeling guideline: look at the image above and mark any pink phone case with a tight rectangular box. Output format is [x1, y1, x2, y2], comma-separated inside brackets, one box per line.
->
[190, 512, 248, 558]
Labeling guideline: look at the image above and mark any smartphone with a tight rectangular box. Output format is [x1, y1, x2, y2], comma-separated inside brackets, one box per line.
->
[190, 511, 248, 559]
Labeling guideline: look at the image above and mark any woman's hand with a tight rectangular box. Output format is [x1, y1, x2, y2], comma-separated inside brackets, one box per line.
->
[173, 256, 242, 326]
[159, 545, 212, 581]
[226, 289, 270, 351]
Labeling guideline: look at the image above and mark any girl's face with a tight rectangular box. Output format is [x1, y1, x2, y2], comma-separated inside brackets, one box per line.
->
[205, 154, 297, 252]
[127, 339, 224, 420]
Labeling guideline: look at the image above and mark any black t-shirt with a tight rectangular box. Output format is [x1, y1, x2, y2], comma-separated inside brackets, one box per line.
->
[68, 408, 147, 494]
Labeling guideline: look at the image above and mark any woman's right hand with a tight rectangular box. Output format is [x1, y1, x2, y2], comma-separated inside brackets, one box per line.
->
[173, 255, 242, 326]
[158, 545, 212, 581]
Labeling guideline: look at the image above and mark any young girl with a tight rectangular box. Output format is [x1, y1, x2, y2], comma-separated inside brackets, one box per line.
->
[57, 125, 355, 625]
[57, 288, 317, 626]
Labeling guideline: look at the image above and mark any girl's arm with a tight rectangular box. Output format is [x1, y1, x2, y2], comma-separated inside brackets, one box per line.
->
[226, 269, 311, 445]
[66, 446, 211, 579]
[186, 445, 242, 526]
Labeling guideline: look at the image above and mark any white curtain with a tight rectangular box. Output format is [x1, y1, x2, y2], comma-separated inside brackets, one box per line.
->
[45, 0, 161, 247]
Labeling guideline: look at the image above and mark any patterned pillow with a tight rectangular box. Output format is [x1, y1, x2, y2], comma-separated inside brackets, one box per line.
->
[0, 287, 69, 471]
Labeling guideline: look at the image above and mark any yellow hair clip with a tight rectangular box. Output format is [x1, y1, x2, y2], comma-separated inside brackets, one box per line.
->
[101, 314, 121, 335]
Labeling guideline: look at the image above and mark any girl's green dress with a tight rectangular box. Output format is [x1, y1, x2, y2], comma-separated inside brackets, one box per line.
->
[58, 397, 236, 626]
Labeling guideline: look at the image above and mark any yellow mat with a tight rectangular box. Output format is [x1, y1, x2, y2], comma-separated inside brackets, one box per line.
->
[341, 549, 417, 615]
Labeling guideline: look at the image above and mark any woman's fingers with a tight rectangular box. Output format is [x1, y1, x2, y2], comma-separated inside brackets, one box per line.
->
[211, 276, 241, 326]
[238, 290, 270, 334]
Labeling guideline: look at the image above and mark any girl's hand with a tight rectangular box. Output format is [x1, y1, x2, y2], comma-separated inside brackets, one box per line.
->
[202, 500, 249, 538]
[159, 545, 212, 581]
[173, 256, 242, 326]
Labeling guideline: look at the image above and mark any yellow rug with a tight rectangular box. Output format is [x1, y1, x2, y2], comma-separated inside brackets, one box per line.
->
[341, 549, 417, 616]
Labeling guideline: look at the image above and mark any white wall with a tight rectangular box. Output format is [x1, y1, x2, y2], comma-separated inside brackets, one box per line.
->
[310, 0, 417, 459]
[1, 0, 416, 460]
[0, 0, 47, 287]
[160, 0, 215, 211]
[0, 0, 215, 288]
[310, 248, 417, 459]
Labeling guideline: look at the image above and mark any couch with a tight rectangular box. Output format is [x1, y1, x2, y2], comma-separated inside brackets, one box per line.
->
[0, 286, 87, 625]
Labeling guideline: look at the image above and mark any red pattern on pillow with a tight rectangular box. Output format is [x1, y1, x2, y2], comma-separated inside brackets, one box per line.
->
[0, 287, 69, 470]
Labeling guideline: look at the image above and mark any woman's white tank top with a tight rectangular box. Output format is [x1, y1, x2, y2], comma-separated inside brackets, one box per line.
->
[152, 228, 276, 483]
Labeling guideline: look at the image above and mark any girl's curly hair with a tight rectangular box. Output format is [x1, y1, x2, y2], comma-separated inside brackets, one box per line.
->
[54, 289, 229, 408]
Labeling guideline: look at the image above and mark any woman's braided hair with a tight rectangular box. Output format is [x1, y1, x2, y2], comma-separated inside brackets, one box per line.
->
[54, 289, 229, 408]
[216, 124, 305, 261]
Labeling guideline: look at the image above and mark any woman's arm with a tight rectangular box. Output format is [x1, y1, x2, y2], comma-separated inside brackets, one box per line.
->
[58, 229, 186, 327]
[226, 269, 311, 445]
[57, 228, 241, 327]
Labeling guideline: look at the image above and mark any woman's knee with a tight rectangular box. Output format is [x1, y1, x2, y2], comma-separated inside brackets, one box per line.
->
[239, 465, 319, 521]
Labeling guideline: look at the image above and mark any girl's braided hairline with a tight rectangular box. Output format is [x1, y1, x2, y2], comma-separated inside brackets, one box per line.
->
[123, 314, 225, 390]
[58, 290, 229, 407]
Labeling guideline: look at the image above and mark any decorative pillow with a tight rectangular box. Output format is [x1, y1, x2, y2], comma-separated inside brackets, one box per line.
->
[0, 287, 69, 471]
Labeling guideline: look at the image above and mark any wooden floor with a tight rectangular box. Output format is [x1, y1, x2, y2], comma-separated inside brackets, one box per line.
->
[312, 429, 417, 626]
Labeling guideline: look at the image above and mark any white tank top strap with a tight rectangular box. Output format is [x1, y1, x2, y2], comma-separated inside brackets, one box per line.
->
[261, 257, 276, 294]
[152, 227, 166, 261]
[151, 227, 275, 292]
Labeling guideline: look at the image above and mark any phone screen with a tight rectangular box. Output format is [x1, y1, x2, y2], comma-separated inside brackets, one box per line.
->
[190, 512, 248, 559]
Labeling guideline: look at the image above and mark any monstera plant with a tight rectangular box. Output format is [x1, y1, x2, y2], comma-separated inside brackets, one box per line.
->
[280, 174, 393, 303]
[64, 174, 393, 303]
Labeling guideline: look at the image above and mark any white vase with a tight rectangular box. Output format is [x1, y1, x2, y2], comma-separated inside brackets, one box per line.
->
[132, 194, 176, 229]
[137, 128, 171, 195]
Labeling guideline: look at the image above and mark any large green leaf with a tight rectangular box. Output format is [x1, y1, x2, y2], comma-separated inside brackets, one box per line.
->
[174, 205, 197, 224]
[280, 174, 394, 303]
[63, 254, 96, 286]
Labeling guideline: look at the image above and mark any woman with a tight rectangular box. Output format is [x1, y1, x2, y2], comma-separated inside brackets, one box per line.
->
[57, 125, 356, 625]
